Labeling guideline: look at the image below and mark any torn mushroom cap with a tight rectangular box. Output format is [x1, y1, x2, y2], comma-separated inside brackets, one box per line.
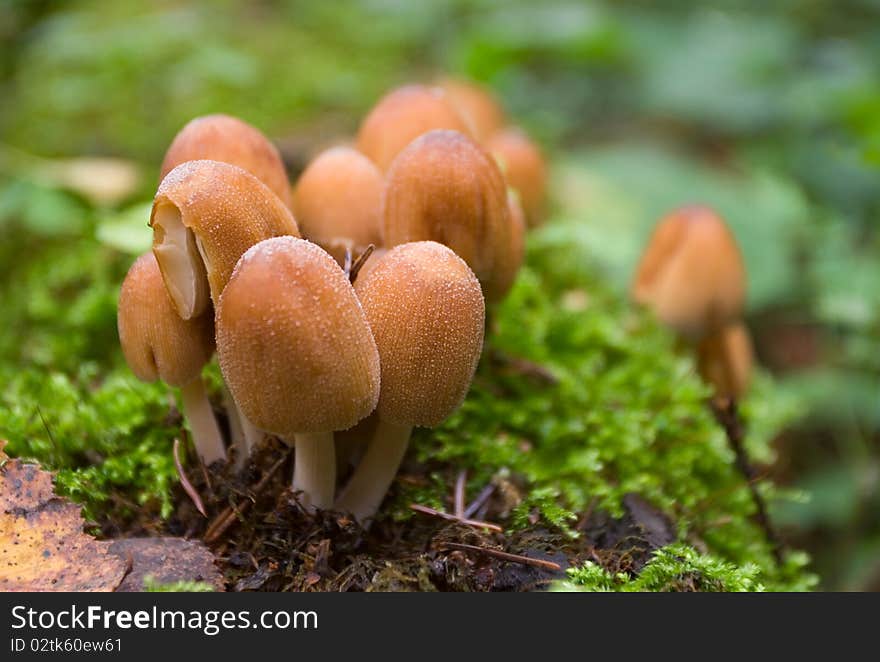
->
[697, 321, 753, 400]
[217, 236, 380, 436]
[354, 241, 485, 426]
[487, 127, 547, 227]
[150, 160, 300, 320]
[383, 129, 513, 302]
[160, 114, 293, 209]
[438, 77, 506, 142]
[118, 252, 214, 387]
[632, 205, 746, 339]
[356, 84, 471, 172]
[292, 146, 384, 260]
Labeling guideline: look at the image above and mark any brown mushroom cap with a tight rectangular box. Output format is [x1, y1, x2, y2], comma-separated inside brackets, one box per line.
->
[292, 146, 384, 254]
[160, 114, 293, 209]
[382, 129, 513, 302]
[354, 241, 485, 427]
[487, 127, 547, 227]
[492, 190, 526, 300]
[697, 321, 753, 400]
[438, 77, 506, 142]
[150, 160, 300, 320]
[118, 252, 214, 387]
[632, 205, 746, 339]
[216, 236, 380, 436]
[356, 84, 472, 172]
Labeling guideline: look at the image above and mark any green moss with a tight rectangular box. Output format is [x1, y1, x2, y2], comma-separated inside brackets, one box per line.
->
[0, 366, 179, 521]
[143, 577, 214, 592]
[560, 543, 765, 592]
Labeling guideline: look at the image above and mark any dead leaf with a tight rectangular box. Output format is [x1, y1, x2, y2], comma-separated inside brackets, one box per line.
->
[109, 537, 224, 592]
[0, 458, 127, 592]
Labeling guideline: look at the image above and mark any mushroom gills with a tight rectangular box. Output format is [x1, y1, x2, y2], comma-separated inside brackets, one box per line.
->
[152, 201, 211, 320]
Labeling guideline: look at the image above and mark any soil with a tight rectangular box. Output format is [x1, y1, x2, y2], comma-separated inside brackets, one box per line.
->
[96, 436, 683, 592]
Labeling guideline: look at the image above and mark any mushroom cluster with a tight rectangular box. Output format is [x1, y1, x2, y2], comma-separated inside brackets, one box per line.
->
[117, 79, 547, 522]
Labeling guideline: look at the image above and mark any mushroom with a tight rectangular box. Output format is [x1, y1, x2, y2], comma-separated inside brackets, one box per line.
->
[335, 241, 485, 522]
[486, 127, 547, 227]
[160, 114, 293, 209]
[118, 252, 225, 465]
[216, 236, 380, 510]
[493, 190, 527, 300]
[150, 159, 300, 320]
[292, 146, 384, 265]
[382, 129, 515, 302]
[356, 84, 471, 172]
[697, 321, 754, 401]
[631, 205, 746, 341]
[438, 77, 506, 142]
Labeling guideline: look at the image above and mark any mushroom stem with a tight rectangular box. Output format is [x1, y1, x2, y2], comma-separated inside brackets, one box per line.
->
[291, 432, 336, 511]
[179, 378, 226, 465]
[222, 385, 263, 470]
[335, 418, 413, 523]
[239, 410, 264, 456]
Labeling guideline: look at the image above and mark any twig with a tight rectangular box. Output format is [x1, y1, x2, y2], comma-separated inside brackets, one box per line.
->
[173, 438, 206, 517]
[342, 246, 353, 279]
[710, 399, 784, 564]
[348, 244, 375, 284]
[179, 426, 213, 493]
[434, 541, 562, 571]
[463, 483, 495, 519]
[204, 451, 290, 543]
[454, 470, 467, 519]
[409, 503, 503, 533]
[489, 349, 558, 385]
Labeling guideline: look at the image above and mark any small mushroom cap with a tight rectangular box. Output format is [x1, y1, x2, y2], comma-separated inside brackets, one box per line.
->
[486, 127, 547, 226]
[150, 160, 300, 320]
[356, 84, 472, 172]
[354, 241, 485, 427]
[160, 114, 293, 209]
[118, 252, 214, 387]
[383, 129, 513, 302]
[292, 146, 384, 252]
[632, 205, 746, 339]
[217, 236, 380, 436]
[697, 321, 753, 400]
[438, 77, 506, 142]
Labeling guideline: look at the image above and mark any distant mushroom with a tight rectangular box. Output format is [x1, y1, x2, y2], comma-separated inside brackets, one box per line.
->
[487, 127, 547, 227]
[150, 159, 299, 320]
[356, 84, 471, 172]
[335, 241, 485, 522]
[160, 114, 293, 209]
[118, 253, 225, 465]
[438, 77, 506, 142]
[697, 321, 754, 401]
[216, 236, 380, 510]
[382, 129, 515, 302]
[292, 146, 384, 265]
[631, 205, 745, 341]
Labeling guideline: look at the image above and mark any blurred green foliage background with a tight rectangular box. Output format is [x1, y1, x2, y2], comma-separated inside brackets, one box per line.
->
[1, 0, 879, 590]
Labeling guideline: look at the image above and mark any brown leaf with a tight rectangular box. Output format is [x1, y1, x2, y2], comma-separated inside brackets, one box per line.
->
[109, 537, 224, 592]
[0, 458, 127, 592]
